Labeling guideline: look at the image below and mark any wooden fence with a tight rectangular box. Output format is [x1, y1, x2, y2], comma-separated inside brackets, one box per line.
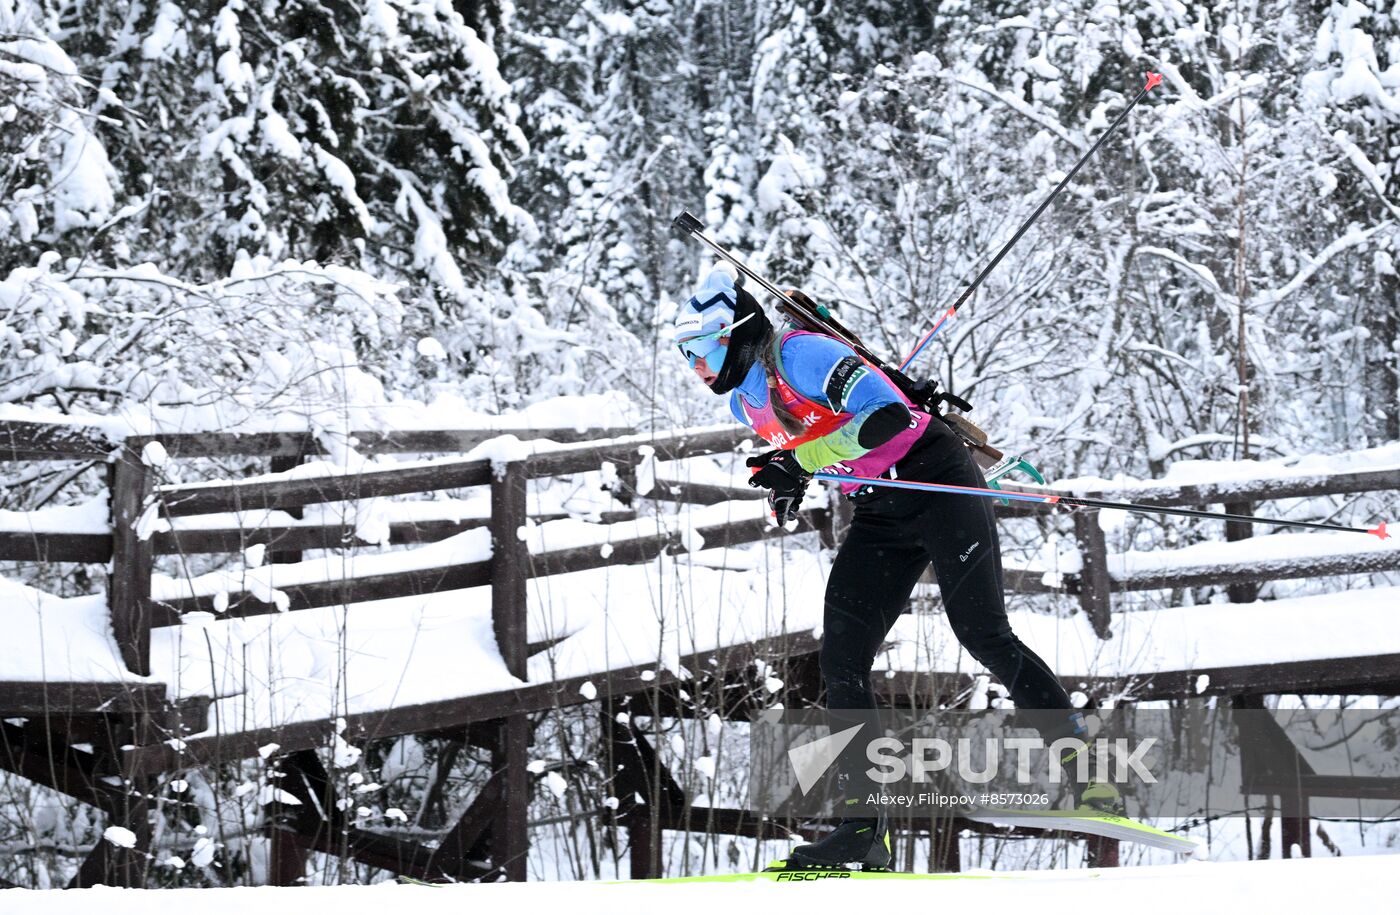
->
[1052, 464, 1400, 637]
[1, 418, 1398, 883]
[8, 419, 1396, 677]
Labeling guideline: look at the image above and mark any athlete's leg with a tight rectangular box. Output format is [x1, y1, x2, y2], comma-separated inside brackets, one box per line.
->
[819, 508, 928, 819]
[792, 514, 924, 868]
[821, 511, 930, 711]
[896, 425, 1076, 717]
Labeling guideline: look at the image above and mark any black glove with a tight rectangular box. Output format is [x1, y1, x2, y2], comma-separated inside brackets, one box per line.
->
[746, 449, 811, 524]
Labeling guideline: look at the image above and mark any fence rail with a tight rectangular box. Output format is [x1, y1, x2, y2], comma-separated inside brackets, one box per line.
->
[1, 419, 1396, 680]
[1052, 464, 1400, 636]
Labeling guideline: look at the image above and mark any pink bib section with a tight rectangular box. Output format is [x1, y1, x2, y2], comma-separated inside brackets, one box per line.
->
[736, 331, 933, 493]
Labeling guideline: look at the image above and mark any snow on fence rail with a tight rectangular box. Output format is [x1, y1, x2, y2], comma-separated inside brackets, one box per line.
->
[1, 419, 1396, 686]
[1023, 450, 1400, 637]
[1, 421, 770, 676]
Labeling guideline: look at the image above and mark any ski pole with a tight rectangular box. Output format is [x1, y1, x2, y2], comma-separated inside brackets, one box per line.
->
[899, 72, 1164, 372]
[812, 472, 1392, 540]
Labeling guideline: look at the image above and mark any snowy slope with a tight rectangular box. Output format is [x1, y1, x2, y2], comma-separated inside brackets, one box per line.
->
[1, 854, 1396, 914]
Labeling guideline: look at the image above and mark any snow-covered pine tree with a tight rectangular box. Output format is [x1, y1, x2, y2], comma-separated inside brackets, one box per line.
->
[747, 0, 831, 288]
[1304, 0, 1400, 444]
[0, 0, 117, 268]
[505, 6, 652, 329]
[71, 0, 532, 297]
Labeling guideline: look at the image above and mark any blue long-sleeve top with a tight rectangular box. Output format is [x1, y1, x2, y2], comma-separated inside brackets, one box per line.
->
[730, 333, 907, 473]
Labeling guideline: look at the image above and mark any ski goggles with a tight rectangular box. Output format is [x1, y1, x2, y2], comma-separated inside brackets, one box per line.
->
[676, 312, 753, 368]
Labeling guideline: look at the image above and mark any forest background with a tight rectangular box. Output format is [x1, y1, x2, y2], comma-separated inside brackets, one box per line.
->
[3, 0, 1397, 472]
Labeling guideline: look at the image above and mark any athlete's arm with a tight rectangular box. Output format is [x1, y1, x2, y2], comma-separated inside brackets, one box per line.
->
[781, 335, 913, 473]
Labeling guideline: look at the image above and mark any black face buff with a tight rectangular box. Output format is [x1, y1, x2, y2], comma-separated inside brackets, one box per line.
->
[707, 285, 772, 395]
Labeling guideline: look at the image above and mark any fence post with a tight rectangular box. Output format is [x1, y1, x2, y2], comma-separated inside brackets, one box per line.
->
[1280, 793, 1312, 858]
[69, 778, 154, 887]
[830, 488, 854, 548]
[110, 445, 153, 676]
[600, 702, 663, 879]
[1224, 500, 1259, 604]
[814, 482, 853, 550]
[626, 809, 658, 879]
[1071, 509, 1112, 640]
[1086, 834, 1120, 868]
[268, 449, 305, 564]
[490, 461, 530, 881]
[930, 812, 962, 872]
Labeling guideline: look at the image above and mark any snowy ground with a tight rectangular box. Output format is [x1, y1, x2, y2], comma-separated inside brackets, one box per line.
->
[2, 855, 1396, 914]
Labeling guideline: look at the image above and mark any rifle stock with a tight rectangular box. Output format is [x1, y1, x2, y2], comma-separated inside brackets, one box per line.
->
[670, 210, 968, 419]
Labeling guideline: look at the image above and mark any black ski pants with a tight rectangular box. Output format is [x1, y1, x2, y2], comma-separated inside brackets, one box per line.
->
[822, 418, 1074, 724]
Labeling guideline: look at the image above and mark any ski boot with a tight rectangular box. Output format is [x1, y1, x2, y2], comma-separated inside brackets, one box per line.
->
[1074, 780, 1127, 817]
[1052, 719, 1127, 818]
[782, 811, 893, 872]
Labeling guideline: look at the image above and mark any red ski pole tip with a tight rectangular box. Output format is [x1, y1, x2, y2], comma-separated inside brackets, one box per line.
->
[1145, 72, 1163, 92]
[1369, 521, 1391, 541]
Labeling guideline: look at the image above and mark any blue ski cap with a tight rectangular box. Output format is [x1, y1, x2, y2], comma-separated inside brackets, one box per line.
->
[673, 264, 741, 371]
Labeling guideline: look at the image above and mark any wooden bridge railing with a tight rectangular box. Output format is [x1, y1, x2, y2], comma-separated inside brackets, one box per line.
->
[3, 418, 1398, 883]
[1041, 465, 1400, 638]
[2, 419, 1397, 676]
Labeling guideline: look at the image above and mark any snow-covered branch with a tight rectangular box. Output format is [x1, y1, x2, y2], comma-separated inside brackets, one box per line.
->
[1136, 246, 1229, 301]
[1255, 222, 1392, 310]
[951, 73, 1085, 151]
[1324, 129, 1400, 221]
